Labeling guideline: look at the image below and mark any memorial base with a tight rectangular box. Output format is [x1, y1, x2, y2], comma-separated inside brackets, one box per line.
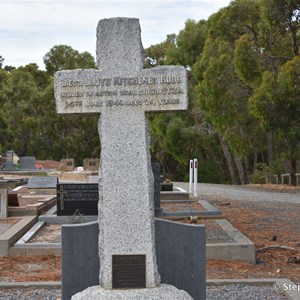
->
[71, 284, 193, 300]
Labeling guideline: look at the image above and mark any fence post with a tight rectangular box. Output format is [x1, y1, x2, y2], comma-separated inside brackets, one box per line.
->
[193, 158, 198, 197]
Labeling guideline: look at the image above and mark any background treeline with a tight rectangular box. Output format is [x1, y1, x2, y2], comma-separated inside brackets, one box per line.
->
[0, 0, 299, 184]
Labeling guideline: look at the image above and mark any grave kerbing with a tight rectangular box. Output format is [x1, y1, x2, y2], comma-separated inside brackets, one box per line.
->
[55, 17, 193, 299]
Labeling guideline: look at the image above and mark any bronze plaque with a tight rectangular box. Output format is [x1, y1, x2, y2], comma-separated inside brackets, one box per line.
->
[112, 255, 146, 289]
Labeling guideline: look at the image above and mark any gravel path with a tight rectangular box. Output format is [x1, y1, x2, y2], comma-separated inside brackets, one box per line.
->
[206, 284, 288, 299]
[174, 182, 300, 203]
[0, 288, 60, 300]
[0, 285, 289, 299]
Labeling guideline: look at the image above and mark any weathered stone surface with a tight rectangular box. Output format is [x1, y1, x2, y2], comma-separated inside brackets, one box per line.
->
[55, 66, 187, 114]
[83, 158, 99, 171]
[55, 17, 190, 295]
[19, 156, 36, 170]
[27, 176, 58, 189]
[71, 284, 193, 300]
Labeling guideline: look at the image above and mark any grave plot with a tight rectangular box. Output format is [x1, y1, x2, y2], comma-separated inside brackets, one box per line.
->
[9, 188, 255, 263]
[8, 186, 56, 217]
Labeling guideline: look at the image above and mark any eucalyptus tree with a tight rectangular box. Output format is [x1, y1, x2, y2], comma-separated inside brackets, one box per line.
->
[234, 0, 300, 184]
[43, 45, 96, 76]
[145, 20, 226, 182]
[193, 0, 265, 184]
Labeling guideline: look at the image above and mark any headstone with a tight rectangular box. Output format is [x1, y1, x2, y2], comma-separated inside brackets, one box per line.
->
[27, 176, 58, 189]
[152, 162, 163, 217]
[58, 159, 75, 171]
[19, 156, 36, 170]
[0, 189, 8, 218]
[83, 158, 100, 171]
[55, 17, 195, 299]
[7, 190, 19, 207]
[161, 182, 173, 191]
[56, 183, 98, 216]
[62, 220, 206, 300]
[3, 161, 15, 170]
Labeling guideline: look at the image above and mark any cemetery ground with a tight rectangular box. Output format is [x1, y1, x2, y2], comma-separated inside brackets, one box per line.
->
[0, 182, 299, 287]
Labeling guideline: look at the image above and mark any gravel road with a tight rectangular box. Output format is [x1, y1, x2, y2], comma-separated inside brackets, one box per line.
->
[174, 182, 300, 203]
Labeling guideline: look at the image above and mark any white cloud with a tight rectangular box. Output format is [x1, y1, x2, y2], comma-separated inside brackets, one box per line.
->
[0, 0, 230, 69]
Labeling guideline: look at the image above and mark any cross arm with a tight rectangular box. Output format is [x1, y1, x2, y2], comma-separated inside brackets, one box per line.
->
[54, 66, 188, 114]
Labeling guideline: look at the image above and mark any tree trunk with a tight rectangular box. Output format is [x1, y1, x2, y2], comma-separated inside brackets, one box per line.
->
[253, 148, 258, 172]
[290, 159, 297, 186]
[218, 134, 238, 185]
[267, 132, 273, 167]
[234, 154, 249, 185]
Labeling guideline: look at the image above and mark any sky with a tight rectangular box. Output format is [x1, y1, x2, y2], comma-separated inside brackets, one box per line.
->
[1, 0, 231, 70]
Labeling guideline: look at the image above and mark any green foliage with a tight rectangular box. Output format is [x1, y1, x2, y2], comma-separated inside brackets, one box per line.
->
[1, 2, 299, 183]
[144, 34, 177, 67]
[43, 45, 96, 75]
[0, 46, 99, 163]
[234, 34, 262, 87]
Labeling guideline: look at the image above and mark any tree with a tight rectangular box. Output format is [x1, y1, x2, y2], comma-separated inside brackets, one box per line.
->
[234, 0, 300, 184]
[193, 0, 265, 184]
[145, 20, 228, 182]
[43, 45, 96, 76]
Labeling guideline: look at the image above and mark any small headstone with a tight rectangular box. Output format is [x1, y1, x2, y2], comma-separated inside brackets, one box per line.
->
[19, 156, 36, 170]
[27, 176, 58, 189]
[161, 182, 173, 191]
[56, 183, 98, 215]
[83, 158, 100, 171]
[58, 159, 75, 171]
[0, 189, 8, 218]
[3, 161, 15, 170]
[7, 190, 19, 207]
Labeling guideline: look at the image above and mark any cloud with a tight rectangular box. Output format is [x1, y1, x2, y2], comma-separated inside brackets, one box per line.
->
[0, 0, 230, 69]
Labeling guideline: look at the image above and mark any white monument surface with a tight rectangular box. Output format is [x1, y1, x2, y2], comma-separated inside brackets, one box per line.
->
[55, 17, 192, 299]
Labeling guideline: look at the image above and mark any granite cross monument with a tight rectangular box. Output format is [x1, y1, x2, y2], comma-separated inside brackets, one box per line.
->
[55, 17, 192, 299]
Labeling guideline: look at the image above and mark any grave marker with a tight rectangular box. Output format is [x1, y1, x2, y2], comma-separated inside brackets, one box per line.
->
[59, 159, 75, 171]
[19, 156, 36, 170]
[27, 176, 58, 189]
[83, 158, 100, 171]
[55, 17, 193, 299]
[56, 183, 98, 215]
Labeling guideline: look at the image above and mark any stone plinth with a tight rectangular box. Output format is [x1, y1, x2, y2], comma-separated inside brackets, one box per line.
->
[72, 284, 193, 300]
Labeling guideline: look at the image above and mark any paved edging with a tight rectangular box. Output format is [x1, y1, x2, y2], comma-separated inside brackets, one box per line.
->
[0, 216, 37, 256]
[206, 219, 256, 264]
[0, 281, 61, 288]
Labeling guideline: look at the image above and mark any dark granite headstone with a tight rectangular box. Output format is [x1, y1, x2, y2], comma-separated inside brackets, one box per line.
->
[152, 162, 163, 217]
[8, 190, 19, 206]
[3, 161, 16, 170]
[61, 219, 206, 300]
[57, 183, 98, 216]
[19, 156, 36, 170]
[28, 176, 58, 189]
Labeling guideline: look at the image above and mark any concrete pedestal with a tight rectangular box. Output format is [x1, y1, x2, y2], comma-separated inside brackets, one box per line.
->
[71, 284, 193, 300]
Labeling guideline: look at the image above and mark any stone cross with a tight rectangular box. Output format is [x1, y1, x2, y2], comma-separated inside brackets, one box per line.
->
[55, 17, 188, 293]
[57, 185, 67, 210]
